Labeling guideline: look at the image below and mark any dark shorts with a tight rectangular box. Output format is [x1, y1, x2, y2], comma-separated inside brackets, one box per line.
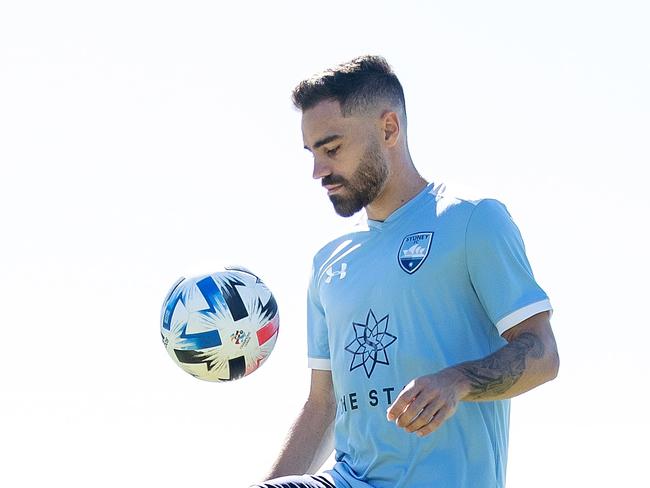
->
[250, 473, 337, 488]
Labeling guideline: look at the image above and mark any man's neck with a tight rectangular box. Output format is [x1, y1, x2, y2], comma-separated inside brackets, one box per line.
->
[365, 171, 428, 222]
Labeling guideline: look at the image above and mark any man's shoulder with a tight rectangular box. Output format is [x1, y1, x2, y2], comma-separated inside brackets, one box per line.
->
[413, 187, 519, 249]
[420, 184, 495, 223]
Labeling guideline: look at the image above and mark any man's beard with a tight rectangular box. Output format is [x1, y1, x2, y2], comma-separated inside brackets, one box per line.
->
[323, 140, 389, 218]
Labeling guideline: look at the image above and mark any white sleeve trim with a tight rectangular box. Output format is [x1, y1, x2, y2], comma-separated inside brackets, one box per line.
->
[308, 357, 332, 370]
[496, 299, 553, 335]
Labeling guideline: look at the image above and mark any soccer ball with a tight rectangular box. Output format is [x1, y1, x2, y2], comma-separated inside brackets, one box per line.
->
[160, 266, 280, 382]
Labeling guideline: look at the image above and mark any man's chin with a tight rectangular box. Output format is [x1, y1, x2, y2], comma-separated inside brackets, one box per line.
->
[330, 195, 363, 218]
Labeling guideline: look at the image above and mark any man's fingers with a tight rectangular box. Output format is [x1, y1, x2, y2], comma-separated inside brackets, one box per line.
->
[387, 373, 462, 436]
[402, 398, 444, 433]
[415, 404, 454, 437]
[394, 388, 442, 429]
[386, 381, 421, 421]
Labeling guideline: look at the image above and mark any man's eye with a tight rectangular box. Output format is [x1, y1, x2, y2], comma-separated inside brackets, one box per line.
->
[326, 146, 340, 157]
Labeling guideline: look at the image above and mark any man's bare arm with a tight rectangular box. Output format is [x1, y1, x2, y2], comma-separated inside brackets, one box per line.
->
[387, 311, 559, 436]
[454, 310, 559, 401]
[264, 369, 336, 480]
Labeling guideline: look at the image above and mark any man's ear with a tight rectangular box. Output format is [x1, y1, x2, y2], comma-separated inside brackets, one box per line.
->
[381, 111, 401, 147]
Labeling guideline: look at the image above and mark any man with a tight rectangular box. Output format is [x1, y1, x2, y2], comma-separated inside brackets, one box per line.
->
[252, 55, 559, 488]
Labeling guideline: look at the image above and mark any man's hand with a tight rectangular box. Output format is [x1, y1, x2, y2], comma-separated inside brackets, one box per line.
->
[386, 368, 470, 437]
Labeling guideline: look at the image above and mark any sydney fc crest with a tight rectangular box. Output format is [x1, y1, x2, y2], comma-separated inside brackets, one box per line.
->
[398, 232, 433, 274]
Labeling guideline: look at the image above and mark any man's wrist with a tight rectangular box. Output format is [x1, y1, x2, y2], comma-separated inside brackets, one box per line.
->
[443, 366, 473, 401]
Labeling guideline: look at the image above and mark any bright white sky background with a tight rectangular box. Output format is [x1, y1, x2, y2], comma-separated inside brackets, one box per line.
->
[1, 1, 649, 486]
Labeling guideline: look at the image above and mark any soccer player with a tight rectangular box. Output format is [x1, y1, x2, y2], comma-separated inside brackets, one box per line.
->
[251, 55, 559, 488]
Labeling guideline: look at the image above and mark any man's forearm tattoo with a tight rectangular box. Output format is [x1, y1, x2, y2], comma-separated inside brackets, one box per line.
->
[455, 332, 545, 400]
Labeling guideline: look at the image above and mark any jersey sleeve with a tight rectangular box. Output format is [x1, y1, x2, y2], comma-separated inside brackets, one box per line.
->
[306, 263, 331, 370]
[466, 199, 552, 334]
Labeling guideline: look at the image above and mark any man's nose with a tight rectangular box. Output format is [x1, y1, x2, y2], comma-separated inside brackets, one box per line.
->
[312, 157, 331, 180]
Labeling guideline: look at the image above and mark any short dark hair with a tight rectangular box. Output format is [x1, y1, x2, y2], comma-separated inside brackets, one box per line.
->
[291, 55, 406, 119]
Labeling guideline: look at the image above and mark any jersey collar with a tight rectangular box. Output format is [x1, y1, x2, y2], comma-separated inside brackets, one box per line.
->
[366, 182, 443, 231]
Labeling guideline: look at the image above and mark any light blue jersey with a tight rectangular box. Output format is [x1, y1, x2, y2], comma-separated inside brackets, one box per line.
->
[307, 183, 552, 488]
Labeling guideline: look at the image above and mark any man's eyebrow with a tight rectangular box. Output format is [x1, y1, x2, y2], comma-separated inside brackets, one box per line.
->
[304, 134, 342, 152]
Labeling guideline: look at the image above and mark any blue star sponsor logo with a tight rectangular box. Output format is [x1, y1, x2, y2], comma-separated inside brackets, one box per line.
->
[345, 309, 397, 378]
